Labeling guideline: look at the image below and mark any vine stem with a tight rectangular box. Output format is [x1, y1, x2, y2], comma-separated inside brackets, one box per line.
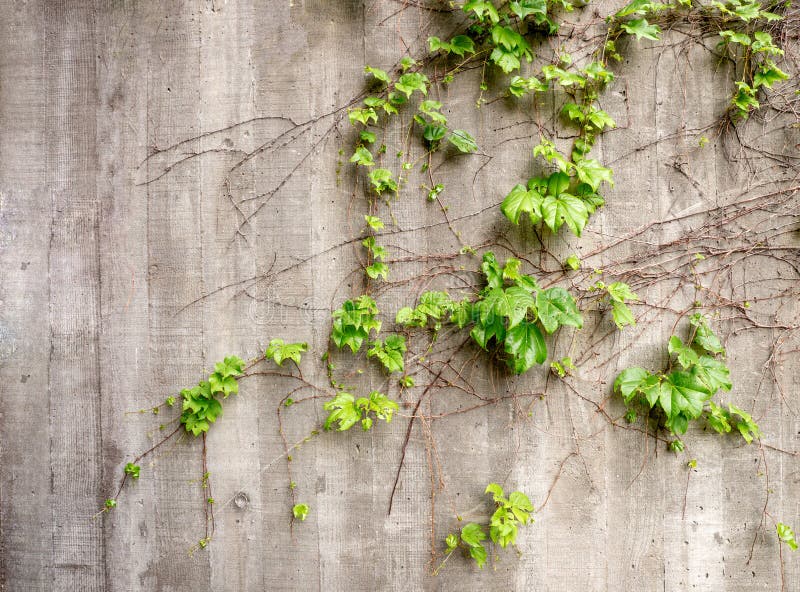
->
[388, 339, 469, 515]
[112, 425, 183, 501]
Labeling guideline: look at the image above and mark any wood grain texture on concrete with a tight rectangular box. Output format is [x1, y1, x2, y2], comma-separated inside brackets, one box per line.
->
[0, 1, 798, 591]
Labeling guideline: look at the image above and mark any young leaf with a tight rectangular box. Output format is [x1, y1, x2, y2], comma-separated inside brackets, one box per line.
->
[365, 262, 389, 280]
[367, 334, 407, 373]
[349, 146, 375, 167]
[364, 65, 390, 85]
[777, 523, 798, 551]
[689, 313, 725, 355]
[292, 503, 310, 521]
[124, 463, 140, 479]
[364, 215, 384, 230]
[265, 338, 308, 366]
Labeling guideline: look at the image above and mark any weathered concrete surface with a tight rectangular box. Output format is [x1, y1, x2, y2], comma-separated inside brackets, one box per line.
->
[0, 1, 798, 591]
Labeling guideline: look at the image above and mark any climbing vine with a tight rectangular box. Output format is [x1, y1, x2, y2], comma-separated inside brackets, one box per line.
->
[108, 0, 798, 584]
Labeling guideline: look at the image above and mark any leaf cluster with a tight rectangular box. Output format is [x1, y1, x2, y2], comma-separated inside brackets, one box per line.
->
[180, 356, 246, 436]
[331, 296, 381, 353]
[397, 253, 582, 374]
[445, 483, 534, 569]
[614, 314, 759, 443]
[501, 167, 606, 237]
[323, 390, 399, 432]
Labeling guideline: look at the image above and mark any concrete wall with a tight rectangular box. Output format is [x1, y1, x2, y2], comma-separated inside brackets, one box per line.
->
[0, 1, 798, 590]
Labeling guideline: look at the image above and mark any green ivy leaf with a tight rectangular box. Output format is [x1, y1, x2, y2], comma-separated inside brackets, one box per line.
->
[614, 367, 651, 402]
[365, 261, 389, 280]
[574, 158, 614, 190]
[124, 463, 140, 479]
[460, 522, 487, 547]
[777, 523, 798, 551]
[621, 18, 661, 41]
[510, 0, 547, 19]
[463, 0, 500, 23]
[753, 59, 788, 89]
[448, 129, 478, 153]
[368, 168, 398, 194]
[729, 404, 761, 443]
[504, 321, 547, 373]
[364, 65, 390, 85]
[501, 184, 544, 225]
[349, 146, 375, 167]
[542, 193, 589, 236]
[367, 334, 407, 373]
[265, 338, 308, 366]
[536, 287, 583, 333]
[669, 335, 699, 368]
[292, 503, 310, 521]
[689, 313, 725, 355]
[611, 300, 636, 329]
[693, 355, 732, 393]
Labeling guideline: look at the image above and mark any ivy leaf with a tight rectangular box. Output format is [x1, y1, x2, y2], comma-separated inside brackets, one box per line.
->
[369, 168, 398, 194]
[574, 158, 614, 190]
[491, 48, 521, 73]
[124, 463, 140, 479]
[348, 107, 378, 126]
[536, 287, 583, 333]
[365, 262, 389, 280]
[508, 491, 533, 524]
[777, 523, 798, 551]
[468, 544, 488, 568]
[668, 335, 699, 368]
[364, 65, 390, 85]
[510, 0, 547, 19]
[449, 35, 476, 56]
[706, 401, 732, 433]
[395, 72, 429, 97]
[694, 355, 732, 392]
[611, 300, 636, 329]
[506, 286, 536, 328]
[689, 313, 725, 355]
[621, 18, 661, 41]
[460, 522, 487, 547]
[614, 367, 651, 402]
[504, 321, 547, 373]
[660, 371, 713, 424]
[606, 281, 638, 303]
[463, 0, 500, 23]
[357, 391, 399, 424]
[615, 0, 657, 17]
[729, 404, 761, 443]
[367, 334, 406, 373]
[323, 392, 361, 431]
[564, 254, 580, 270]
[266, 338, 308, 366]
[417, 291, 452, 320]
[448, 129, 478, 153]
[292, 503, 310, 521]
[470, 314, 506, 349]
[753, 62, 788, 89]
[364, 215, 384, 230]
[349, 146, 375, 166]
[542, 193, 589, 236]
[481, 252, 504, 291]
[501, 184, 543, 225]
[485, 482, 505, 502]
